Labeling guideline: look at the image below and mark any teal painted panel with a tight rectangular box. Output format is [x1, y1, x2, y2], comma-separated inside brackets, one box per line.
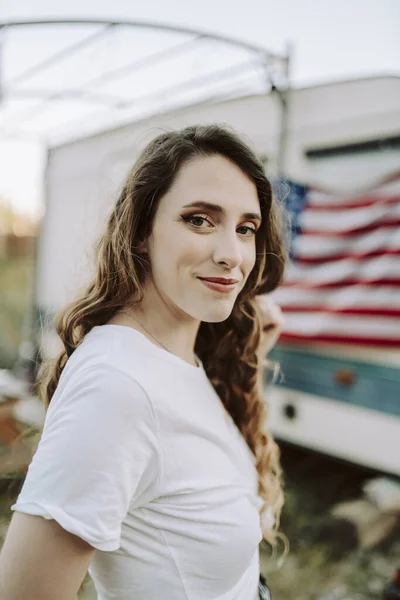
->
[268, 347, 400, 417]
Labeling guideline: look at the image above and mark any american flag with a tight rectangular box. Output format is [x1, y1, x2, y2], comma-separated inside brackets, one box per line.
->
[272, 171, 400, 348]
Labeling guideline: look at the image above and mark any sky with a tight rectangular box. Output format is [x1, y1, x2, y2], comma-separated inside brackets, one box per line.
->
[0, 0, 399, 220]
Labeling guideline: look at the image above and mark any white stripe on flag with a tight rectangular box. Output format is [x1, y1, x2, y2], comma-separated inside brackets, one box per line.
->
[282, 313, 400, 339]
[371, 178, 400, 198]
[293, 227, 400, 259]
[300, 201, 400, 232]
[272, 285, 400, 310]
[306, 177, 400, 207]
[285, 254, 399, 286]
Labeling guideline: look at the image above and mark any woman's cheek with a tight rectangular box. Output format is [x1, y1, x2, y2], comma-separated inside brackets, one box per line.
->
[246, 244, 257, 273]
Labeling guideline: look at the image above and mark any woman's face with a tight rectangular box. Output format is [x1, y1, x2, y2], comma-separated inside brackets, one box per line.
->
[144, 154, 261, 323]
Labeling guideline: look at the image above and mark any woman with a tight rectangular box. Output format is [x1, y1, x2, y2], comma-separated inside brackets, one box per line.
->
[0, 125, 287, 600]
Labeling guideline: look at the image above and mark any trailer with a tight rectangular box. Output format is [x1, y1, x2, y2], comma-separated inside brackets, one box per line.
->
[268, 172, 400, 476]
[36, 75, 400, 475]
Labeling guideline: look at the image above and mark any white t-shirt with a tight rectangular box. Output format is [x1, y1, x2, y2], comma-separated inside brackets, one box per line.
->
[12, 324, 264, 600]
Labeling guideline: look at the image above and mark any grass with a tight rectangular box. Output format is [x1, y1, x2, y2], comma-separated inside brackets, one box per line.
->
[0, 256, 35, 368]
[260, 444, 400, 599]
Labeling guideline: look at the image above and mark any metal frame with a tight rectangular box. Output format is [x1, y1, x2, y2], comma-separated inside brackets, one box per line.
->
[0, 18, 284, 63]
[0, 18, 291, 383]
[0, 18, 290, 172]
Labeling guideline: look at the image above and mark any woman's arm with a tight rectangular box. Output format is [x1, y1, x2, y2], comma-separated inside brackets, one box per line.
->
[0, 364, 159, 600]
[0, 512, 96, 600]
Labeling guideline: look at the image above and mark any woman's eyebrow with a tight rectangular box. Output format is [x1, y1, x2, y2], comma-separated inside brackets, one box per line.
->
[182, 200, 262, 222]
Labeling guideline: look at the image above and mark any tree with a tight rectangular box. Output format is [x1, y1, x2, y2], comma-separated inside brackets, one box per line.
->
[0, 198, 37, 236]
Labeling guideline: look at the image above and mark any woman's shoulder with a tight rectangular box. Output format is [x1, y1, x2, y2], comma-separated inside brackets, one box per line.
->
[50, 328, 157, 425]
[62, 324, 144, 379]
[56, 325, 150, 402]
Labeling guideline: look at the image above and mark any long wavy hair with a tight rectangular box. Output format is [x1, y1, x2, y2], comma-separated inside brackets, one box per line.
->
[37, 124, 288, 549]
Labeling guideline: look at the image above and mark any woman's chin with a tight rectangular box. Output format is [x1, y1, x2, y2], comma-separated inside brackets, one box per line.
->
[197, 304, 236, 323]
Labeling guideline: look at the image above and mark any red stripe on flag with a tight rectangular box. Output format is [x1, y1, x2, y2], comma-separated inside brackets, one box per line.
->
[279, 306, 400, 318]
[301, 219, 400, 237]
[279, 333, 400, 348]
[306, 195, 400, 211]
[281, 278, 400, 289]
[296, 249, 400, 265]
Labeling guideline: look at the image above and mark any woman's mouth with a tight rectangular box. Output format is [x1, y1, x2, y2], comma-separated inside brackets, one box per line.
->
[198, 277, 238, 294]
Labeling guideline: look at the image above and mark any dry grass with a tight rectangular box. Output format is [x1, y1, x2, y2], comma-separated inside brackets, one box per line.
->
[260, 444, 399, 599]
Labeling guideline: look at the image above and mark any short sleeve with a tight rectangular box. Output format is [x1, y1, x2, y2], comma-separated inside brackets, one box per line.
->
[11, 363, 159, 551]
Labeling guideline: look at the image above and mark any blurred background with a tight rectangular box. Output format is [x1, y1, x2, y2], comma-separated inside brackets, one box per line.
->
[0, 1, 399, 598]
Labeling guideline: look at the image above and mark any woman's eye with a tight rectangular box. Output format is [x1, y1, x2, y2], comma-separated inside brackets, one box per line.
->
[184, 215, 212, 228]
[237, 226, 257, 236]
[183, 215, 256, 236]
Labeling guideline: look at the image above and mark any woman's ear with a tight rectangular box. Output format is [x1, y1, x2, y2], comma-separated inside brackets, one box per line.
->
[136, 238, 148, 255]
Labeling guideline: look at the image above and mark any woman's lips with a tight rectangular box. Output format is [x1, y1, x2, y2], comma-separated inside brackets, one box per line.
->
[198, 277, 237, 294]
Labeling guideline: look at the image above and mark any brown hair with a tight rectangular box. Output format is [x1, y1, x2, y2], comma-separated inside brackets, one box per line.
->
[37, 124, 288, 549]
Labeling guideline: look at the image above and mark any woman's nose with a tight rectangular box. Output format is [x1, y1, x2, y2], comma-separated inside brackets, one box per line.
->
[212, 230, 242, 268]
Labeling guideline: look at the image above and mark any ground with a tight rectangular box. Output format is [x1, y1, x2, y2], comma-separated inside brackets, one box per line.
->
[260, 444, 399, 599]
